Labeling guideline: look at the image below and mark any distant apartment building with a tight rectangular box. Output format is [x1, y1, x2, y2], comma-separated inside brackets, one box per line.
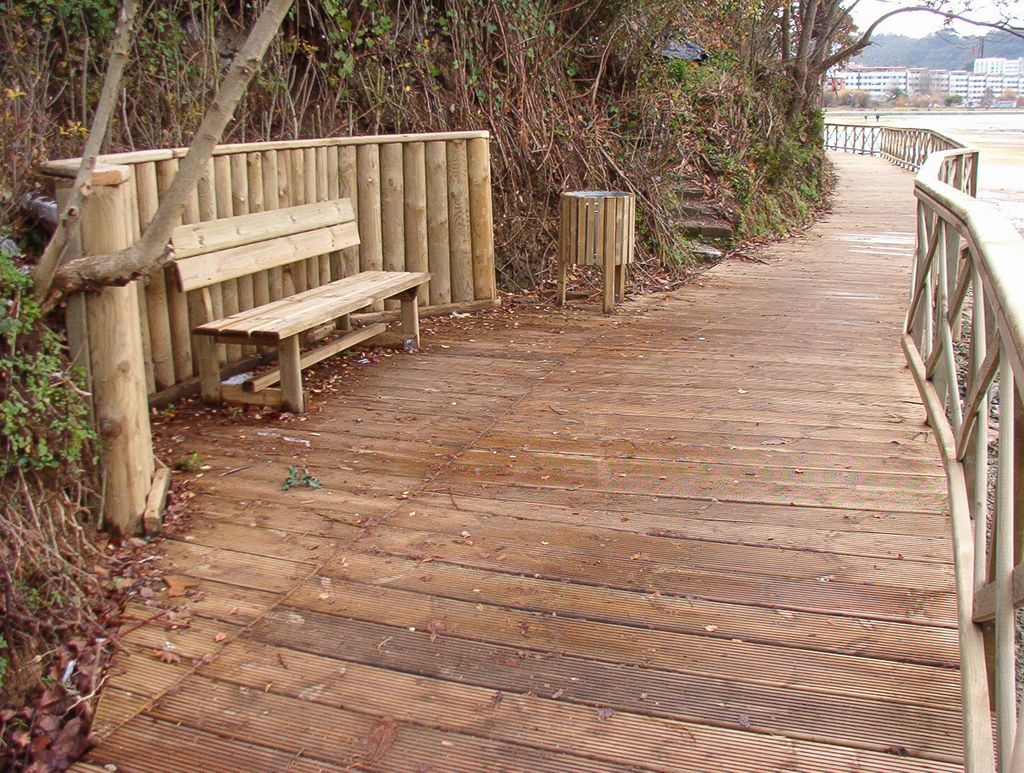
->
[973, 57, 1024, 76]
[830, 66, 909, 100]
[830, 56, 1022, 106]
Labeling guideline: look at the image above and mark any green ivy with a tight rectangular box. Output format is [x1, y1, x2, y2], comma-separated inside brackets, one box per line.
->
[0, 244, 96, 477]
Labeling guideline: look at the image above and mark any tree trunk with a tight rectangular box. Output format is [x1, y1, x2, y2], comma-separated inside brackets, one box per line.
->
[52, 0, 295, 296]
[32, 0, 138, 303]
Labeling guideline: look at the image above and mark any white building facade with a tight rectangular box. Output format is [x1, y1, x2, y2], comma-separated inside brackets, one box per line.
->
[830, 57, 1022, 106]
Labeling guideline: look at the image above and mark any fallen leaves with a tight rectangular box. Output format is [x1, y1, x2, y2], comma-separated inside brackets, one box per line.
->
[164, 575, 199, 598]
[363, 717, 399, 763]
[426, 619, 447, 643]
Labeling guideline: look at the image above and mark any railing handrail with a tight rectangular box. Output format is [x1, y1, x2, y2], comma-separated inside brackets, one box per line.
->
[827, 121, 1024, 772]
[915, 152, 1024, 388]
[826, 121, 964, 150]
[39, 130, 492, 176]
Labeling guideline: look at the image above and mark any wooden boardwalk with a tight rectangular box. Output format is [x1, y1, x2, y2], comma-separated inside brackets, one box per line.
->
[76, 153, 963, 772]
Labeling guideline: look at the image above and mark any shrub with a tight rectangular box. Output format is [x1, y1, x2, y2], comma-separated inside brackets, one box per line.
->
[0, 242, 96, 476]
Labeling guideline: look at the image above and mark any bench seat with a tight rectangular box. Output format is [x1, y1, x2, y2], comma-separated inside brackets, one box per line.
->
[171, 199, 431, 413]
[195, 271, 430, 344]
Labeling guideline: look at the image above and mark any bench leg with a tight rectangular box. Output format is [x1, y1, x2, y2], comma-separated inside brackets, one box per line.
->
[400, 289, 420, 350]
[196, 335, 222, 404]
[278, 335, 305, 413]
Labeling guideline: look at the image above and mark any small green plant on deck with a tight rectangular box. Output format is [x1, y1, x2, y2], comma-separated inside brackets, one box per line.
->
[175, 452, 205, 473]
[282, 465, 323, 491]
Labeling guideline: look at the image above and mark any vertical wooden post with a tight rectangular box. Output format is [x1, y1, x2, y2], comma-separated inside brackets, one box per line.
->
[80, 170, 155, 535]
[262, 149, 285, 300]
[446, 140, 474, 304]
[357, 144, 384, 299]
[213, 155, 242, 363]
[403, 142, 429, 306]
[326, 144, 341, 282]
[302, 147, 320, 288]
[282, 150, 306, 293]
[136, 161, 175, 389]
[197, 158, 225, 365]
[247, 152, 270, 308]
[156, 158, 193, 381]
[339, 145, 360, 278]
[467, 137, 495, 301]
[315, 146, 331, 286]
[425, 141, 451, 306]
[54, 182, 93, 422]
[380, 143, 405, 310]
[230, 153, 256, 358]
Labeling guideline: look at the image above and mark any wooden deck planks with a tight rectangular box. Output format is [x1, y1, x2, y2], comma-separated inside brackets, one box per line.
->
[82, 153, 967, 771]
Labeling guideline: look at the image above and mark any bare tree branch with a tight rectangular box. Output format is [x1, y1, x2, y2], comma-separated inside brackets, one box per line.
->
[52, 0, 295, 296]
[815, 5, 1024, 77]
[32, 0, 138, 302]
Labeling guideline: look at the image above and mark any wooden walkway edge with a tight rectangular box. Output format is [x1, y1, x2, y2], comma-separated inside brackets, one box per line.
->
[75, 152, 962, 772]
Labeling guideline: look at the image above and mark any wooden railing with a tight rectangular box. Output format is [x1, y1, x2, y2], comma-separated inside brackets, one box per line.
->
[824, 123, 965, 173]
[828, 122, 1024, 771]
[41, 131, 497, 404]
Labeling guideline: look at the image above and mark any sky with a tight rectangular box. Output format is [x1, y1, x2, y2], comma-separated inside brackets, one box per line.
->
[849, 0, 1015, 38]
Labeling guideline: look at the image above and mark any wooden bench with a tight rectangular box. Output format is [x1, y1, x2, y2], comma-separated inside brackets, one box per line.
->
[170, 199, 429, 413]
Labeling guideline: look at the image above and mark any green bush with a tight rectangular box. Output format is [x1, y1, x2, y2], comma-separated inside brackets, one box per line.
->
[0, 243, 96, 477]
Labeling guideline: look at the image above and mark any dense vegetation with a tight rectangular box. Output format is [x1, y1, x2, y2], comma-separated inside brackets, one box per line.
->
[0, 243, 113, 770]
[855, 30, 1024, 70]
[0, 1, 833, 768]
[2, 0, 827, 285]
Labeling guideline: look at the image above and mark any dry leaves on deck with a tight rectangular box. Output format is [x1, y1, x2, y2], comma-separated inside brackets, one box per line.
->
[362, 716, 399, 763]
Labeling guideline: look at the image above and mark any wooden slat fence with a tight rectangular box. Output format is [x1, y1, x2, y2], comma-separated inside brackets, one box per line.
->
[42, 131, 496, 403]
[829, 120, 1024, 772]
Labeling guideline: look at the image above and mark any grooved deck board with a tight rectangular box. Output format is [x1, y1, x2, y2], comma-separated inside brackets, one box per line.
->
[84, 153, 965, 771]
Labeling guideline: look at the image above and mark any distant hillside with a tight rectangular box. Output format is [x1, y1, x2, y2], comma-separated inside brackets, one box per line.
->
[853, 30, 1024, 70]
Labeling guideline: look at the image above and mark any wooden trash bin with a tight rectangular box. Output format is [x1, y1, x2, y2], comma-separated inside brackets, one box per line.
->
[557, 191, 635, 313]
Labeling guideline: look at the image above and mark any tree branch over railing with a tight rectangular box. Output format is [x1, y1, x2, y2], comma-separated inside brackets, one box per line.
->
[51, 0, 295, 297]
[32, 0, 138, 303]
[814, 5, 1024, 77]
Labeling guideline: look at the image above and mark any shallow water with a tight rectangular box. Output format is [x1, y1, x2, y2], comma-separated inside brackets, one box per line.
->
[828, 109, 1024, 233]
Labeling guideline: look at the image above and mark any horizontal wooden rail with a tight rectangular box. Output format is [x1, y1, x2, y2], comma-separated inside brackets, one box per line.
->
[43, 131, 497, 402]
[38, 131, 492, 175]
[829, 120, 1024, 771]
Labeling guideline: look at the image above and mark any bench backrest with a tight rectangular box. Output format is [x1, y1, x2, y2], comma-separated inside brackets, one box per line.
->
[170, 199, 359, 292]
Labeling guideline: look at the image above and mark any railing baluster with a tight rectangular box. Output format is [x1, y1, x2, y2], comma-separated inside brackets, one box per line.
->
[971, 272, 992, 591]
[922, 211, 936, 359]
[994, 357, 1016, 770]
